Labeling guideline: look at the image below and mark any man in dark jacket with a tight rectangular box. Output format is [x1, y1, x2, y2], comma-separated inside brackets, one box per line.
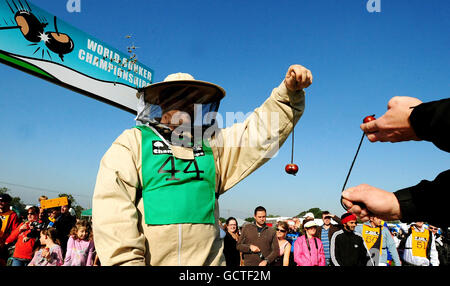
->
[330, 213, 371, 266]
[342, 97, 450, 228]
[314, 211, 341, 266]
[237, 206, 279, 266]
[54, 201, 76, 256]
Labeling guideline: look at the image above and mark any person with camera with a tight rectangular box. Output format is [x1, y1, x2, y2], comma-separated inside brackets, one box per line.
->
[5, 206, 41, 266]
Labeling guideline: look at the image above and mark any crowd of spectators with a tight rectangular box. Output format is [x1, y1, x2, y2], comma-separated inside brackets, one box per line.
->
[0, 193, 97, 266]
[2, 191, 449, 267]
[221, 206, 450, 267]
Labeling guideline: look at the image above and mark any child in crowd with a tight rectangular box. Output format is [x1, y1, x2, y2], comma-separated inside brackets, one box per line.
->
[38, 195, 48, 208]
[63, 219, 95, 266]
[28, 227, 64, 266]
[47, 207, 60, 228]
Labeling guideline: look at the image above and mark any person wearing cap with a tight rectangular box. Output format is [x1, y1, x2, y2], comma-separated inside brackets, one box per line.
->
[314, 211, 342, 266]
[302, 212, 314, 221]
[0, 193, 20, 266]
[93, 64, 312, 266]
[398, 221, 439, 266]
[293, 218, 325, 266]
[330, 213, 372, 266]
[355, 215, 401, 266]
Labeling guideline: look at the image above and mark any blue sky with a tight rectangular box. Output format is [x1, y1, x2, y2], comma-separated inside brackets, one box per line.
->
[0, 0, 449, 219]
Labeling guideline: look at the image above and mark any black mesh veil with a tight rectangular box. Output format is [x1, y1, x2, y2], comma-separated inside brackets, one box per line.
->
[135, 82, 225, 146]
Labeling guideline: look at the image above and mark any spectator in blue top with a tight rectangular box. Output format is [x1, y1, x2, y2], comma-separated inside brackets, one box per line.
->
[314, 211, 341, 266]
[286, 218, 301, 266]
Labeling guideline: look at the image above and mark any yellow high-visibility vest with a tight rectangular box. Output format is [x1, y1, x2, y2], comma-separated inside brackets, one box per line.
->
[411, 227, 430, 258]
[362, 224, 383, 254]
[0, 210, 13, 237]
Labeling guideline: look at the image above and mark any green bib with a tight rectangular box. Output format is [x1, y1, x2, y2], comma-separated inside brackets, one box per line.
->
[135, 125, 216, 225]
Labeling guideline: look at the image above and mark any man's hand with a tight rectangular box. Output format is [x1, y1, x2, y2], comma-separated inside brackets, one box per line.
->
[342, 184, 402, 222]
[284, 65, 313, 91]
[249, 245, 260, 253]
[258, 260, 268, 266]
[361, 96, 423, 143]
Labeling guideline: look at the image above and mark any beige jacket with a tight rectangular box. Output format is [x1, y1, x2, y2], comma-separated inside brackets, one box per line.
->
[92, 81, 305, 266]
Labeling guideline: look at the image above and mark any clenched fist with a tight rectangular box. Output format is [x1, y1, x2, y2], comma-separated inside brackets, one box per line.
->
[342, 184, 402, 222]
[284, 65, 313, 91]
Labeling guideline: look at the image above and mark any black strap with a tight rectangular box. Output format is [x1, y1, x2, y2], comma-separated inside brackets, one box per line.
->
[305, 237, 319, 252]
[305, 237, 319, 266]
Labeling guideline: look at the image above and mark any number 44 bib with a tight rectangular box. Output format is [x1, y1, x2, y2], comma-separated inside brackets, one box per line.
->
[135, 126, 216, 225]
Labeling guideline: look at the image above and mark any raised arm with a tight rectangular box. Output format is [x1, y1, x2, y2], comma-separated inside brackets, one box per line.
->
[211, 65, 312, 193]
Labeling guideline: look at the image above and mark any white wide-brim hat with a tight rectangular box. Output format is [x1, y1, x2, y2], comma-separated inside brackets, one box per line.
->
[138, 73, 226, 109]
[303, 221, 318, 228]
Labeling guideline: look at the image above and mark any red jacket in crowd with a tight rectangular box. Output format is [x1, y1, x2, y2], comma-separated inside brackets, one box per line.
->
[6, 221, 37, 260]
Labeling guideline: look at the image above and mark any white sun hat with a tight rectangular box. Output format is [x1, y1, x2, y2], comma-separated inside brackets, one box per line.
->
[303, 220, 318, 228]
[139, 72, 226, 108]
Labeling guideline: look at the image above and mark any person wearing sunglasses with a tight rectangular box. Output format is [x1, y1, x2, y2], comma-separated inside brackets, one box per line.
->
[293, 218, 325, 266]
[272, 221, 291, 266]
[4, 206, 40, 266]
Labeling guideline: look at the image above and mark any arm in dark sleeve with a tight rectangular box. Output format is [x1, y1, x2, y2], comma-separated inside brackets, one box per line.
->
[410, 98, 450, 153]
[394, 169, 450, 228]
[236, 226, 251, 254]
[330, 232, 343, 266]
[265, 232, 280, 264]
